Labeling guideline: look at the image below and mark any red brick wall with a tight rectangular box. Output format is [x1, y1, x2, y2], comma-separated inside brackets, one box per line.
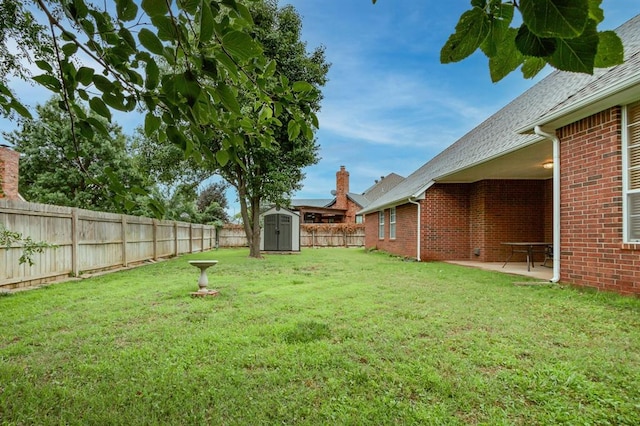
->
[0, 146, 19, 200]
[559, 106, 640, 294]
[344, 198, 359, 223]
[365, 203, 419, 258]
[543, 179, 554, 243]
[365, 180, 550, 262]
[421, 184, 470, 260]
[470, 180, 548, 262]
[364, 211, 379, 248]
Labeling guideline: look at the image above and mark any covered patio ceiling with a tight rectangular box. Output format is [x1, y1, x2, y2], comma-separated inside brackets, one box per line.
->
[435, 139, 554, 183]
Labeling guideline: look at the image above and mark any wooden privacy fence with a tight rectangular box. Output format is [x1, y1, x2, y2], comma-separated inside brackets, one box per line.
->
[1, 200, 217, 290]
[1, 201, 366, 290]
[217, 224, 250, 247]
[214, 223, 365, 248]
[300, 224, 365, 248]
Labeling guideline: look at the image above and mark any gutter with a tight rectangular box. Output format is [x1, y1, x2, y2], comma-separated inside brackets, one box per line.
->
[407, 197, 421, 261]
[534, 126, 560, 283]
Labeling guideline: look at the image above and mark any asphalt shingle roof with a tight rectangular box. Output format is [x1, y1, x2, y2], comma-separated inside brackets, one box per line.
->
[360, 14, 640, 214]
[291, 199, 334, 208]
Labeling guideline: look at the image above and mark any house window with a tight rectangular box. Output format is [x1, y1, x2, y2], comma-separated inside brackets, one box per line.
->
[355, 215, 363, 224]
[378, 211, 385, 239]
[389, 207, 396, 239]
[625, 101, 640, 242]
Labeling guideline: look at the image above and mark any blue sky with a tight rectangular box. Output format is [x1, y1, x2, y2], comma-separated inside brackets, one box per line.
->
[282, 0, 640, 201]
[2, 1, 640, 216]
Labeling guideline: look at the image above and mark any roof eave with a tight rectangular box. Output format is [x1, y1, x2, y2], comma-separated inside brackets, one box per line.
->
[358, 182, 432, 215]
[516, 73, 640, 134]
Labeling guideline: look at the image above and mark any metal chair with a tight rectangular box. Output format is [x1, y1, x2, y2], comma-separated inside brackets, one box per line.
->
[542, 245, 553, 267]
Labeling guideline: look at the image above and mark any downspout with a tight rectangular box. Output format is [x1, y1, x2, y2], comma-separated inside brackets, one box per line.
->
[534, 126, 561, 283]
[408, 197, 421, 261]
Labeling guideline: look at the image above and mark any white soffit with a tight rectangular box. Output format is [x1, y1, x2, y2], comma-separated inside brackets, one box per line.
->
[435, 139, 554, 183]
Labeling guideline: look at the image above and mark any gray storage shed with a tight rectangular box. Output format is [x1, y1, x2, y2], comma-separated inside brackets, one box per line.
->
[260, 206, 300, 252]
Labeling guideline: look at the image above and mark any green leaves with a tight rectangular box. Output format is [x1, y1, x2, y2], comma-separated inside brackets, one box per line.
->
[520, 0, 589, 38]
[141, 0, 168, 17]
[441, 8, 490, 63]
[145, 59, 160, 90]
[595, 30, 624, 67]
[138, 28, 164, 55]
[0, 81, 32, 118]
[11, 0, 325, 219]
[548, 19, 599, 73]
[116, 0, 138, 22]
[440, 0, 624, 81]
[215, 83, 241, 115]
[199, 0, 215, 43]
[489, 28, 522, 83]
[89, 97, 111, 120]
[515, 25, 556, 58]
[220, 31, 262, 62]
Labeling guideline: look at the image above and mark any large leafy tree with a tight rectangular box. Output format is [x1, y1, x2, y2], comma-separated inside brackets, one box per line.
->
[0, 0, 317, 210]
[130, 127, 210, 190]
[144, 181, 230, 224]
[0, 0, 50, 119]
[4, 98, 148, 213]
[374, 0, 625, 82]
[208, 1, 329, 257]
[197, 181, 230, 224]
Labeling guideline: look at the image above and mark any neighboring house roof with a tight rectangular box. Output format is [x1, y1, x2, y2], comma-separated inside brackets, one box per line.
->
[347, 193, 369, 208]
[322, 193, 369, 209]
[360, 14, 640, 215]
[360, 173, 405, 206]
[291, 173, 404, 211]
[291, 198, 334, 208]
[321, 193, 370, 208]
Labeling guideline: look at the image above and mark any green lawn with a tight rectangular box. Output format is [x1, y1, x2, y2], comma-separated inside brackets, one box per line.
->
[1, 248, 639, 425]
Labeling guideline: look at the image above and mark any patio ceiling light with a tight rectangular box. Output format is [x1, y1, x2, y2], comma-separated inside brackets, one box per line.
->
[542, 161, 554, 169]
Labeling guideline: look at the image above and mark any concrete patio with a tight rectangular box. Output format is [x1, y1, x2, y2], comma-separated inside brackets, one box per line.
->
[446, 260, 554, 282]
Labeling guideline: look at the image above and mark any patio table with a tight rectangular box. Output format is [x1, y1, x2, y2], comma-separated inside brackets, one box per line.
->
[501, 242, 551, 272]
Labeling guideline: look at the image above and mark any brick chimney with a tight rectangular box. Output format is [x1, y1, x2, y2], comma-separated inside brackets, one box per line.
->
[0, 145, 20, 200]
[335, 165, 349, 210]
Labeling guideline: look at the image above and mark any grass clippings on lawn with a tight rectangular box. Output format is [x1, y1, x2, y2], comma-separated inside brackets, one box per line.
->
[1, 248, 639, 425]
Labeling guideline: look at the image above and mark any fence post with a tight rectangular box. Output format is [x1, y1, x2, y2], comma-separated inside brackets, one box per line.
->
[71, 208, 79, 277]
[174, 222, 178, 256]
[121, 215, 128, 267]
[189, 223, 193, 253]
[153, 219, 158, 260]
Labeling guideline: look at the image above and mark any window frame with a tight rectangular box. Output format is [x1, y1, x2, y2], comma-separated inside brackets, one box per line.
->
[389, 207, 396, 240]
[378, 210, 385, 240]
[623, 101, 640, 243]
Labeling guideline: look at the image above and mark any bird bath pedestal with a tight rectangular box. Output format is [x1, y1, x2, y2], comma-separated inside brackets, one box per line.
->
[188, 260, 219, 297]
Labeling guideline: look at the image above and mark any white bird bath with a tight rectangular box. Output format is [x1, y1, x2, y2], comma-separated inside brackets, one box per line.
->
[188, 260, 219, 297]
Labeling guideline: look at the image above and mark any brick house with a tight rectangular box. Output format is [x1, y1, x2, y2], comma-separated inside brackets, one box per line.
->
[292, 166, 404, 224]
[360, 15, 640, 295]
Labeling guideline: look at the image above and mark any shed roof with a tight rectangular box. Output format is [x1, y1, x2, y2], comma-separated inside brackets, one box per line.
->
[360, 14, 640, 215]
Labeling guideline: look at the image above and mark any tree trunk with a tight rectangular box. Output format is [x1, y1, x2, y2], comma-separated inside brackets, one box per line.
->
[235, 179, 262, 259]
[248, 195, 262, 258]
